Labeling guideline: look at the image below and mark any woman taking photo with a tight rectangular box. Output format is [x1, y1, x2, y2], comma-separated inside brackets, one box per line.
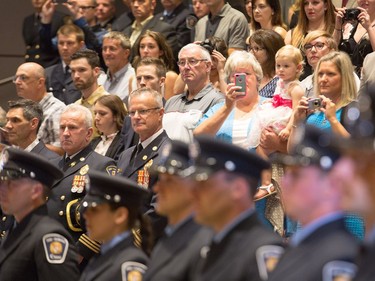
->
[91, 95, 127, 161]
[334, 0, 375, 76]
[132, 30, 178, 100]
[250, 0, 287, 39]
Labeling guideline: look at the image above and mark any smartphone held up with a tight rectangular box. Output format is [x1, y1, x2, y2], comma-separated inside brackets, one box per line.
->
[234, 73, 246, 98]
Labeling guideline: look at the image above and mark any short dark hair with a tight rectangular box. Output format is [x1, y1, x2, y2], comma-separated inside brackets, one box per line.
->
[70, 49, 100, 68]
[8, 99, 44, 131]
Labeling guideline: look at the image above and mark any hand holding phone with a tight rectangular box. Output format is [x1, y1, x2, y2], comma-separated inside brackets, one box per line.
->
[234, 73, 246, 97]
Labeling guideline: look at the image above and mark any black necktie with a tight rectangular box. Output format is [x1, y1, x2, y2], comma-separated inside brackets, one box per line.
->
[64, 65, 70, 81]
[135, 143, 143, 157]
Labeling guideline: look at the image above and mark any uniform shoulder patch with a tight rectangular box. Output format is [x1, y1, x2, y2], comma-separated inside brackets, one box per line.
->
[42, 233, 69, 264]
[256, 245, 284, 280]
[106, 165, 118, 176]
[322, 260, 357, 281]
[121, 261, 147, 281]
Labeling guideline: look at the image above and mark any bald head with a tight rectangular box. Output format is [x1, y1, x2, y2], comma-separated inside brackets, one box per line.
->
[14, 63, 47, 102]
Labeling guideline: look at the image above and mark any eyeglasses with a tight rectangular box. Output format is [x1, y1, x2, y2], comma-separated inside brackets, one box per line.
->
[247, 46, 264, 53]
[304, 42, 326, 52]
[177, 58, 207, 67]
[12, 74, 38, 83]
[79, 5, 96, 10]
[128, 107, 160, 117]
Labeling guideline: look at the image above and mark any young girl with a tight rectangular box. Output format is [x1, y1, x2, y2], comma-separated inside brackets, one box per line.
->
[250, 45, 305, 201]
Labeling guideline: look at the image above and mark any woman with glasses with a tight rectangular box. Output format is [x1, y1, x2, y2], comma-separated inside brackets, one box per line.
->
[300, 30, 338, 97]
[246, 29, 285, 98]
[301, 30, 360, 97]
[285, 0, 336, 79]
[132, 31, 178, 100]
[250, 0, 287, 39]
[90, 95, 127, 161]
[334, 0, 375, 77]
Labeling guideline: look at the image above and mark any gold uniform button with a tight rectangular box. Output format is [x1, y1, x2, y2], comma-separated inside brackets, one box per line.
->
[35, 44, 40, 49]
[2, 216, 6, 222]
[59, 211, 64, 216]
[25, 55, 30, 59]
[35, 54, 40, 59]
[26, 45, 31, 49]
[60, 195, 65, 201]
[1, 231, 5, 237]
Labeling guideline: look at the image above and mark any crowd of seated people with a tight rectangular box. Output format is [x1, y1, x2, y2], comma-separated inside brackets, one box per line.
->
[1, 0, 374, 279]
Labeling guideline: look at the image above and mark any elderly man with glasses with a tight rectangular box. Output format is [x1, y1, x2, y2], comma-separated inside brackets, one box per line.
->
[163, 43, 224, 143]
[117, 87, 170, 243]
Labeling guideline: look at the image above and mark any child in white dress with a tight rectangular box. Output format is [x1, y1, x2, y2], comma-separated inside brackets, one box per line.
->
[250, 45, 305, 201]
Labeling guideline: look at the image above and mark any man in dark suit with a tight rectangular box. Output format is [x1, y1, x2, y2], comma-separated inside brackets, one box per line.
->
[23, 0, 68, 67]
[155, 0, 193, 49]
[47, 104, 116, 261]
[117, 88, 170, 241]
[144, 140, 212, 281]
[267, 125, 360, 281]
[122, 0, 178, 60]
[0, 147, 80, 281]
[4, 99, 59, 160]
[187, 135, 285, 281]
[45, 24, 85, 105]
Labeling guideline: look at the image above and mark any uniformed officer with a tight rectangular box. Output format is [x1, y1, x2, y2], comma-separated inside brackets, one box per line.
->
[144, 140, 213, 281]
[47, 104, 117, 261]
[329, 90, 375, 280]
[0, 147, 80, 281]
[267, 125, 360, 281]
[79, 170, 150, 281]
[187, 135, 285, 281]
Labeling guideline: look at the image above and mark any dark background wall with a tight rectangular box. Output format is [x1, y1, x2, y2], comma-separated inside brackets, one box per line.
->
[0, 0, 127, 110]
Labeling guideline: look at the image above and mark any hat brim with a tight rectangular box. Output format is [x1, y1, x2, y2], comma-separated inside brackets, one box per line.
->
[82, 194, 107, 208]
[270, 153, 314, 168]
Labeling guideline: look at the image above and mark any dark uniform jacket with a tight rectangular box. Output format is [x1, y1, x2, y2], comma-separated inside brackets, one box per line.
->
[0, 205, 80, 281]
[79, 234, 149, 281]
[196, 212, 285, 281]
[48, 145, 116, 242]
[45, 62, 81, 105]
[117, 130, 170, 241]
[268, 218, 360, 281]
[355, 242, 375, 281]
[90, 133, 125, 162]
[122, 16, 179, 61]
[145, 217, 213, 281]
[155, 3, 193, 50]
[22, 11, 68, 67]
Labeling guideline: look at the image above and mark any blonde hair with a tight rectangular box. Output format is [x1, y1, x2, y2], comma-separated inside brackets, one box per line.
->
[302, 30, 337, 51]
[275, 45, 304, 78]
[314, 51, 357, 108]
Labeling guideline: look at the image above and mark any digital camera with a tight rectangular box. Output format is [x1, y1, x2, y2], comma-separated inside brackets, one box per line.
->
[308, 98, 322, 111]
[343, 8, 361, 21]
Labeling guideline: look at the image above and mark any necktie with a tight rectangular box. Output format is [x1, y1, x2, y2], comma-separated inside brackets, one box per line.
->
[64, 65, 70, 80]
[135, 143, 143, 157]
